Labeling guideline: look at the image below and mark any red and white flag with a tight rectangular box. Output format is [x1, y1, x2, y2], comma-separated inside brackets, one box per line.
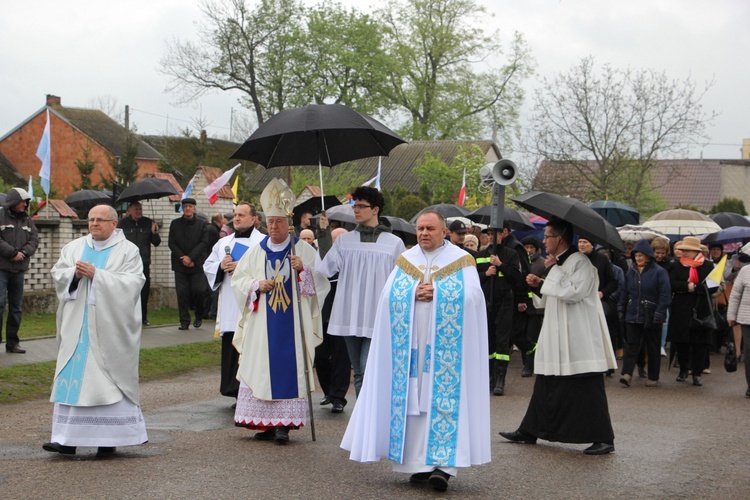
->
[457, 168, 466, 206]
[204, 163, 241, 205]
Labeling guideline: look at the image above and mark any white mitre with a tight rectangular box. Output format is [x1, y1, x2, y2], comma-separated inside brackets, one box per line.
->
[260, 178, 296, 217]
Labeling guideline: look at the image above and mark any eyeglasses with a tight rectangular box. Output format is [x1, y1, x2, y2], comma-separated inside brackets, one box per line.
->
[542, 234, 560, 240]
[352, 204, 372, 210]
[88, 218, 115, 224]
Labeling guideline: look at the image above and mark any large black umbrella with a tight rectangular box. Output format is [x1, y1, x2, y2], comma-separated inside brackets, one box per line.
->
[382, 216, 416, 246]
[64, 189, 113, 209]
[293, 195, 342, 226]
[512, 191, 625, 252]
[115, 178, 179, 205]
[709, 212, 750, 229]
[466, 206, 535, 230]
[231, 104, 406, 168]
[410, 204, 470, 224]
[589, 200, 640, 226]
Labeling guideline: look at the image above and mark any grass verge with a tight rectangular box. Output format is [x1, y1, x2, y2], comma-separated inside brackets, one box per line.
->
[0, 341, 221, 404]
[17, 308, 183, 340]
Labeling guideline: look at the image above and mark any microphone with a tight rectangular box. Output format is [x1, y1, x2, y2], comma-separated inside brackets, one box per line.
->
[224, 246, 231, 257]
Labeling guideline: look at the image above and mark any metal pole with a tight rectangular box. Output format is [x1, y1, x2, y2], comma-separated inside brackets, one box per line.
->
[287, 219, 316, 442]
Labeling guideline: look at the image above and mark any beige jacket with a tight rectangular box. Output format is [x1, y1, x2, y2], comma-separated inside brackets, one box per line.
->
[727, 265, 750, 325]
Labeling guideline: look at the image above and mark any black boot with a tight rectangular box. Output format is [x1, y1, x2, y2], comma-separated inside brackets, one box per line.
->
[489, 358, 497, 391]
[521, 352, 535, 378]
[493, 360, 508, 396]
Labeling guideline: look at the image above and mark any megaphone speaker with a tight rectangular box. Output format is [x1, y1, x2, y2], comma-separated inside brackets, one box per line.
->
[479, 160, 517, 186]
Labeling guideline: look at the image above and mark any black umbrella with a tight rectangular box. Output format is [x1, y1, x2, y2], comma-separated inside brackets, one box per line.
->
[589, 200, 640, 226]
[709, 212, 750, 229]
[410, 204, 470, 224]
[466, 206, 535, 230]
[231, 104, 406, 168]
[382, 216, 416, 246]
[64, 189, 113, 209]
[512, 191, 625, 252]
[293, 195, 342, 225]
[701, 226, 750, 244]
[116, 178, 179, 205]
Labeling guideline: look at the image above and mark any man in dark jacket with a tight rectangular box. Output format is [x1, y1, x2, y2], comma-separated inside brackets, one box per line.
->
[0, 188, 38, 353]
[476, 222, 534, 396]
[168, 198, 210, 330]
[118, 201, 161, 326]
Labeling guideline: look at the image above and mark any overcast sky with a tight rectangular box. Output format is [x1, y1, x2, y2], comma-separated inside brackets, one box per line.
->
[2, 0, 748, 159]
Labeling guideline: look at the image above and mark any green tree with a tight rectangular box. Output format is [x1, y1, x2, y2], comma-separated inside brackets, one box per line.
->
[377, 0, 533, 140]
[105, 131, 140, 187]
[527, 56, 716, 213]
[413, 144, 489, 207]
[289, 164, 367, 200]
[395, 194, 428, 221]
[710, 197, 747, 216]
[72, 145, 100, 191]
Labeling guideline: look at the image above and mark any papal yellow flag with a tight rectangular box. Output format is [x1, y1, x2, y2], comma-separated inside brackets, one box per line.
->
[232, 174, 239, 204]
[705, 254, 727, 288]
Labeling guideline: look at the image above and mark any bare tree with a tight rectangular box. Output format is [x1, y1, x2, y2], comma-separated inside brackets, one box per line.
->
[88, 95, 124, 124]
[528, 56, 716, 212]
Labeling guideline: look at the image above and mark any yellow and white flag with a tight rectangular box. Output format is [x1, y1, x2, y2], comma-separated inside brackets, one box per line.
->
[705, 254, 727, 288]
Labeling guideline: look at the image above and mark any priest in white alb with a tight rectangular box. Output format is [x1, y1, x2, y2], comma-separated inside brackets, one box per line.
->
[203, 201, 265, 402]
[341, 211, 490, 492]
[44, 204, 147, 458]
[231, 179, 328, 444]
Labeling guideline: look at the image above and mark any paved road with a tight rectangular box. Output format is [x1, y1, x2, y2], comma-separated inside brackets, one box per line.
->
[1, 337, 748, 498]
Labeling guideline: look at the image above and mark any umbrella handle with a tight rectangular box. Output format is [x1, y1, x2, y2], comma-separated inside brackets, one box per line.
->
[318, 161, 325, 211]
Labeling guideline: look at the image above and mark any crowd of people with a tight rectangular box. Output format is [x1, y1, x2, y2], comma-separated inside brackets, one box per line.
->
[2, 179, 746, 491]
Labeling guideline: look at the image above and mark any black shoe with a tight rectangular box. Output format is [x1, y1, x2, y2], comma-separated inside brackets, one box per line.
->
[43, 442, 76, 455]
[254, 428, 277, 441]
[96, 447, 116, 458]
[142, 320, 151, 327]
[676, 371, 688, 382]
[499, 429, 537, 444]
[428, 469, 450, 492]
[409, 471, 432, 484]
[6, 344, 26, 354]
[319, 396, 331, 406]
[583, 442, 615, 455]
[178, 323, 189, 330]
[520, 366, 533, 377]
[692, 376, 703, 386]
[275, 427, 290, 444]
[638, 367, 647, 378]
[745, 388, 750, 398]
[231, 403, 237, 409]
[332, 403, 344, 413]
[193, 319, 202, 328]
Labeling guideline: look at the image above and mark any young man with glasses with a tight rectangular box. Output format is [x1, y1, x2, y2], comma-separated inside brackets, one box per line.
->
[499, 219, 617, 455]
[317, 186, 405, 406]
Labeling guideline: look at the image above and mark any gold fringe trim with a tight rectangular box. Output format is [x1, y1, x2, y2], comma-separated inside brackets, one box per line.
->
[395, 254, 424, 282]
[431, 254, 476, 282]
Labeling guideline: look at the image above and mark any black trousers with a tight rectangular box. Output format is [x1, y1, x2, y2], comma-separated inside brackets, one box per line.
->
[175, 271, 209, 325]
[220, 331, 240, 398]
[314, 328, 351, 406]
[140, 265, 151, 322]
[622, 323, 662, 381]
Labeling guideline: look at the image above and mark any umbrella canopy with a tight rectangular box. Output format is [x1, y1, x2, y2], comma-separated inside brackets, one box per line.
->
[64, 189, 113, 209]
[642, 209, 721, 237]
[617, 224, 668, 243]
[230, 104, 406, 168]
[410, 204, 470, 223]
[709, 212, 750, 229]
[466, 205, 535, 230]
[589, 200, 640, 226]
[382, 215, 416, 246]
[116, 178, 179, 205]
[293, 195, 341, 218]
[701, 226, 750, 244]
[512, 191, 624, 251]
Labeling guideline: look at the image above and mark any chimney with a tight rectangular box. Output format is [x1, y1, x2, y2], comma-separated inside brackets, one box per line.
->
[46, 94, 61, 106]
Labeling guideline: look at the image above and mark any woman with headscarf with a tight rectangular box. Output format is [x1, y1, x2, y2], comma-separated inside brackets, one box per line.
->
[667, 236, 717, 386]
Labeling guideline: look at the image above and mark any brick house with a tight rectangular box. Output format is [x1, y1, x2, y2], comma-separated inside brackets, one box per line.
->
[0, 95, 161, 198]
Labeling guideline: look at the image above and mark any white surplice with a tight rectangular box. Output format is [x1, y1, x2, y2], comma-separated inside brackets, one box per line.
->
[316, 230, 404, 338]
[341, 242, 491, 473]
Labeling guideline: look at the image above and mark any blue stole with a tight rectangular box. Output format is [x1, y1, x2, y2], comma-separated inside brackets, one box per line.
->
[53, 242, 114, 405]
[260, 237, 298, 399]
[388, 267, 465, 466]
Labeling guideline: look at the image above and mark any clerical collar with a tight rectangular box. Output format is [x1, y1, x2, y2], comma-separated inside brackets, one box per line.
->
[92, 229, 119, 250]
[421, 240, 446, 259]
[555, 246, 576, 265]
[234, 227, 254, 238]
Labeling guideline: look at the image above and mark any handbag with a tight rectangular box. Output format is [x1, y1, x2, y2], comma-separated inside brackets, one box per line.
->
[725, 341, 738, 372]
[690, 286, 717, 330]
[642, 300, 656, 329]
